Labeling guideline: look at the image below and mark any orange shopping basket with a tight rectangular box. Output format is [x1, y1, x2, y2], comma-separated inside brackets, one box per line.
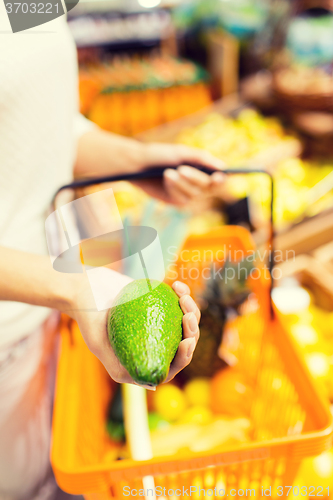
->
[51, 167, 333, 500]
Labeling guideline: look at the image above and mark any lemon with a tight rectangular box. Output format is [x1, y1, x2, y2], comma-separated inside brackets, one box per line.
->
[153, 385, 187, 422]
[184, 378, 211, 407]
[179, 406, 213, 425]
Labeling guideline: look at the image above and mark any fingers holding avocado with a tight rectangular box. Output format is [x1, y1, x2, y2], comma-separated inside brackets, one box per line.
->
[107, 279, 200, 387]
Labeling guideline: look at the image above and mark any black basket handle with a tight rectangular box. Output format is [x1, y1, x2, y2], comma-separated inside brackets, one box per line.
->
[53, 165, 275, 316]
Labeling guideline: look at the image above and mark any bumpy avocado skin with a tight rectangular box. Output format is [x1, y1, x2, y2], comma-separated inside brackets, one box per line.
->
[107, 279, 183, 386]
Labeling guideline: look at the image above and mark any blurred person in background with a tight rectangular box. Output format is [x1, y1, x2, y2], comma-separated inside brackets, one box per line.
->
[0, 10, 225, 500]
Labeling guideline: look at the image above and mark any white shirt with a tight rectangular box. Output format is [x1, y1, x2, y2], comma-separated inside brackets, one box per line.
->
[0, 8, 94, 347]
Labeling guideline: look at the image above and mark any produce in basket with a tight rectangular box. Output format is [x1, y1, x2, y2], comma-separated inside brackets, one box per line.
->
[106, 385, 169, 443]
[210, 367, 254, 417]
[150, 417, 251, 456]
[107, 279, 183, 386]
[106, 384, 125, 442]
[180, 259, 254, 381]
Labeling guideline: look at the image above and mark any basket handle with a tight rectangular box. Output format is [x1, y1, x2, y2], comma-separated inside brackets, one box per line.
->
[54, 166, 275, 316]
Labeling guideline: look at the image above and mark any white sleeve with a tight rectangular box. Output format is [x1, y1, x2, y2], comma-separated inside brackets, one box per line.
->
[74, 113, 97, 141]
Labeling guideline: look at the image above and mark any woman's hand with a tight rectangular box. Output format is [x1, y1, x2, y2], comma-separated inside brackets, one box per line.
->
[134, 142, 226, 206]
[164, 281, 200, 384]
[0, 245, 199, 388]
[70, 272, 200, 389]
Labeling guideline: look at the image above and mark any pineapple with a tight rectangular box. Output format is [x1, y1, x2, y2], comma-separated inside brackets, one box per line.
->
[179, 259, 254, 382]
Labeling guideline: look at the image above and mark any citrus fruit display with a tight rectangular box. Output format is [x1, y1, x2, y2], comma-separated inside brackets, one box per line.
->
[177, 109, 294, 167]
[176, 109, 333, 229]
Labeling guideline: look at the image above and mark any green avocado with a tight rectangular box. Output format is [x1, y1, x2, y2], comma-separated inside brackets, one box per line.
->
[107, 279, 183, 386]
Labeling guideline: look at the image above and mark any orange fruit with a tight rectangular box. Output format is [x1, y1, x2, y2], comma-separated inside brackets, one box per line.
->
[210, 368, 253, 417]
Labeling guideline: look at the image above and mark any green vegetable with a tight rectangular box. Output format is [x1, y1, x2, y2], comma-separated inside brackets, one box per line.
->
[148, 412, 170, 432]
[107, 279, 183, 386]
[106, 420, 125, 442]
[106, 385, 125, 442]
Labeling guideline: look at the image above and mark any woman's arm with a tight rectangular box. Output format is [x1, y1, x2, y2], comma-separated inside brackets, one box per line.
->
[0, 246, 200, 387]
[0, 246, 75, 311]
[73, 129, 147, 178]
